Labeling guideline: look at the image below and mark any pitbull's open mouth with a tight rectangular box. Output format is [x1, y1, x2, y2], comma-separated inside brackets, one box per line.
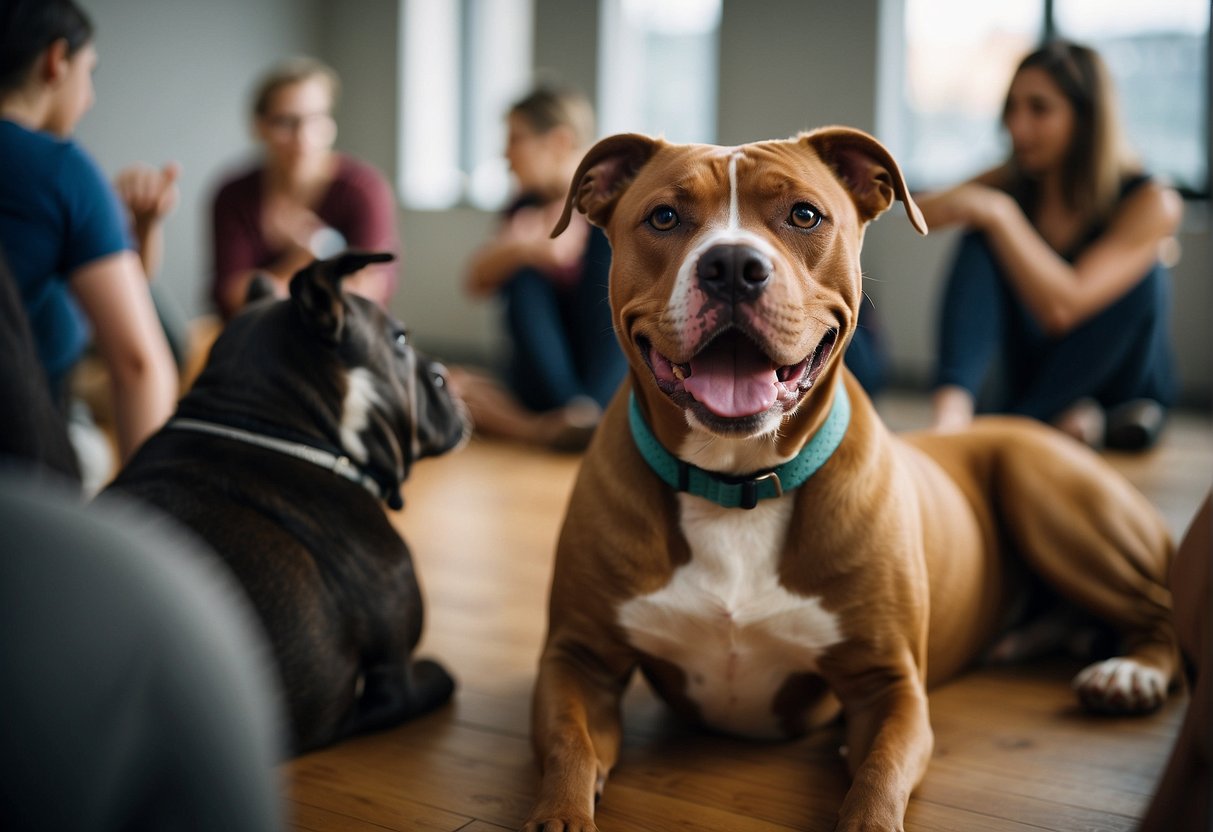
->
[641, 327, 837, 424]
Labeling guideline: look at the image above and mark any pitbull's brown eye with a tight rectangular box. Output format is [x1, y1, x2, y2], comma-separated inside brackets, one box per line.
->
[789, 202, 822, 229]
[647, 205, 679, 231]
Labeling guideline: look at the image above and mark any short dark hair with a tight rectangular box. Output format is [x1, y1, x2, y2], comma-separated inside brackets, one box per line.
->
[250, 56, 340, 118]
[0, 0, 94, 95]
[509, 86, 595, 148]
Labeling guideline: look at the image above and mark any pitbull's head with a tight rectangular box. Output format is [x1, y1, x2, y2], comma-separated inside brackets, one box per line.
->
[192, 252, 468, 509]
[553, 127, 924, 462]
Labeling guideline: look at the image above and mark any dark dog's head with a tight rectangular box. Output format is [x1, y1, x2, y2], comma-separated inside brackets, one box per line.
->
[190, 251, 468, 509]
[552, 128, 924, 456]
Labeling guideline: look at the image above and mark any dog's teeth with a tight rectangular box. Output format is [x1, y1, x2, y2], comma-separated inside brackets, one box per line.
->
[672, 365, 686, 381]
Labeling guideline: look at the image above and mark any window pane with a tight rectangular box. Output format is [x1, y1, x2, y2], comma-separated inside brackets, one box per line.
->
[398, 0, 534, 210]
[896, 0, 1042, 188]
[1055, 0, 1209, 194]
[399, 0, 463, 209]
[466, 0, 534, 210]
[599, 0, 721, 143]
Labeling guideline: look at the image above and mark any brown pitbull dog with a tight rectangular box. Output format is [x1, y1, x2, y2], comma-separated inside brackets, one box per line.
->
[524, 127, 1179, 831]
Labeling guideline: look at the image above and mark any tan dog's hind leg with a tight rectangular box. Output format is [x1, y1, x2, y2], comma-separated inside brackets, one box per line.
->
[986, 422, 1179, 713]
[524, 648, 626, 832]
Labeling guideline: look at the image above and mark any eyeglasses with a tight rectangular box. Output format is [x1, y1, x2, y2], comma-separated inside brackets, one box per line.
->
[261, 111, 334, 135]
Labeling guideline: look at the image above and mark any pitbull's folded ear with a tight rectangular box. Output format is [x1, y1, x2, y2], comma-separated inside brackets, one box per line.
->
[553, 133, 662, 237]
[245, 271, 277, 306]
[800, 127, 927, 235]
[290, 251, 395, 344]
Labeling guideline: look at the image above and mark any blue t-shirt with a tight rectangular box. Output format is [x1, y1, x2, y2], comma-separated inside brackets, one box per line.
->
[0, 120, 131, 394]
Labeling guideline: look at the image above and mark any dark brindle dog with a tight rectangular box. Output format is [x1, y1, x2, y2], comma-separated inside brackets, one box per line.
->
[107, 252, 467, 752]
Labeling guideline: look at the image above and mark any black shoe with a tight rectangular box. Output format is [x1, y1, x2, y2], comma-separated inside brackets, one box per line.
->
[1104, 399, 1166, 451]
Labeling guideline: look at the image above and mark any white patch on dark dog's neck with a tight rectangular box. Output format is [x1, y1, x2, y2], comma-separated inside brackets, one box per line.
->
[340, 368, 380, 463]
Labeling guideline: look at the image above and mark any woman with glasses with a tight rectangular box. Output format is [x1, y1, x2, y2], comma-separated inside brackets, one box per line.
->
[209, 57, 399, 320]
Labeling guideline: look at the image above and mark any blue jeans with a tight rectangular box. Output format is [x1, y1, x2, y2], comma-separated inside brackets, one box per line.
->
[934, 231, 1176, 420]
[500, 227, 627, 412]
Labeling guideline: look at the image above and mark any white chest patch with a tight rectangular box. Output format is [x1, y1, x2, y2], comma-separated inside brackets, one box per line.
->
[617, 493, 844, 739]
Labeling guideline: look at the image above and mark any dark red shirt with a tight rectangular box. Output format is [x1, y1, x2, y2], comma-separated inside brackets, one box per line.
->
[210, 154, 399, 318]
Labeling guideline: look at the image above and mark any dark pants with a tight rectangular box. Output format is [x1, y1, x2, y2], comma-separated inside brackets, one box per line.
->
[501, 227, 627, 412]
[934, 231, 1176, 421]
[847, 293, 888, 397]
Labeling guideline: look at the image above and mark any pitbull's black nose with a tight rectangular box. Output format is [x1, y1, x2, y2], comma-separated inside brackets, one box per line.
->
[697, 244, 772, 303]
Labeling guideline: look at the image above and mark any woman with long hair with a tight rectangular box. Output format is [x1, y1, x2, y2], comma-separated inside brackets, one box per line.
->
[919, 39, 1182, 450]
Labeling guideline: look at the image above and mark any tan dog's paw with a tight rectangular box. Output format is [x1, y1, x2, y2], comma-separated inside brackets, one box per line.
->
[520, 814, 598, 832]
[1073, 657, 1167, 714]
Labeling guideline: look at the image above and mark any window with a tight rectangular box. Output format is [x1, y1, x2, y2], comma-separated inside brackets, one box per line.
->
[598, 0, 722, 143]
[398, 0, 534, 210]
[881, 0, 1210, 196]
[1054, 0, 1209, 196]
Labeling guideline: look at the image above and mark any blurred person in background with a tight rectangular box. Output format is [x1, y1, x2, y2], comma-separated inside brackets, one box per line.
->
[918, 39, 1181, 450]
[210, 56, 399, 321]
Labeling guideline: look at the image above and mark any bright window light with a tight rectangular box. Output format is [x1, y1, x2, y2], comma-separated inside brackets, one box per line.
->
[398, 0, 534, 210]
[399, 0, 462, 209]
[599, 0, 722, 143]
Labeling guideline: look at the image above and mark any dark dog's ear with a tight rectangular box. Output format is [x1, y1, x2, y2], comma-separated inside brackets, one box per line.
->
[290, 250, 395, 343]
[552, 133, 662, 237]
[245, 271, 277, 306]
[800, 126, 927, 235]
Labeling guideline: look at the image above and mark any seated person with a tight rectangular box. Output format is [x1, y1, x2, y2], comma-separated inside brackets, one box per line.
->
[457, 86, 627, 450]
[0, 0, 178, 479]
[210, 56, 398, 320]
[916, 40, 1181, 450]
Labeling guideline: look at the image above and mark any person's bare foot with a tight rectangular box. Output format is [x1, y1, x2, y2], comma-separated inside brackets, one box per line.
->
[931, 385, 975, 433]
[1052, 398, 1105, 448]
[538, 397, 602, 452]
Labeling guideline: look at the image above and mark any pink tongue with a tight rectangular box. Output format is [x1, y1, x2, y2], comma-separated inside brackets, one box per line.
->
[684, 334, 777, 418]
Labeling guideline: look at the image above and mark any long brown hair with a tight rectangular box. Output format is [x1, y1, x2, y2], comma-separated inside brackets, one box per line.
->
[1002, 40, 1137, 227]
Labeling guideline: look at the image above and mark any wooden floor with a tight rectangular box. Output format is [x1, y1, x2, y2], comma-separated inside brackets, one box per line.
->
[283, 393, 1212, 832]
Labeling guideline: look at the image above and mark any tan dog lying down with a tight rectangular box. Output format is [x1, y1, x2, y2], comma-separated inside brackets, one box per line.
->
[523, 127, 1178, 831]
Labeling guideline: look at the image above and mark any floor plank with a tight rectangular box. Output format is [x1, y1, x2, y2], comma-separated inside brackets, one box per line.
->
[283, 395, 1211, 831]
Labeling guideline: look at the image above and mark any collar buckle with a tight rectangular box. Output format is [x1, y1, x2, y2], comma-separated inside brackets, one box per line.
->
[740, 470, 782, 510]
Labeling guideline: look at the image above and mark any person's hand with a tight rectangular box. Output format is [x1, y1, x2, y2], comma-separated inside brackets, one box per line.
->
[261, 193, 339, 255]
[503, 203, 588, 274]
[924, 182, 1011, 231]
[114, 162, 180, 230]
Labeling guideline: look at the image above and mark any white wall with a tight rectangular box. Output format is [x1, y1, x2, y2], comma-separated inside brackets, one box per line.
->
[72, 0, 1212, 403]
[76, 0, 323, 317]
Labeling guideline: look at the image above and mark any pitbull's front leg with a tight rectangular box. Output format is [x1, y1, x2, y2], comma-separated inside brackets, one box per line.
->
[831, 649, 933, 832]
[524, 639, 631, 832]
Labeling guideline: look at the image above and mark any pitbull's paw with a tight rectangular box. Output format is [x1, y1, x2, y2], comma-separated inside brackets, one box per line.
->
[1073, 657, 1167, 714]
[520, 812, 598, 832]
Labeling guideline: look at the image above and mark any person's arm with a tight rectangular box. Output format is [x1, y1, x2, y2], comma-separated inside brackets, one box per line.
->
[915, 174, 1182, 337]
[70, 251, 178, 460]
[975, 181, 1182, 336]
[913, 166, 1008, 231]
[211, 182, 315, 318]
[114, 162, 180, 280]
[464, 204, 589, 299]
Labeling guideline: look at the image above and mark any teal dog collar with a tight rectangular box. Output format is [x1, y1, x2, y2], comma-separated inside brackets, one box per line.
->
[628, 384, 850, 510]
